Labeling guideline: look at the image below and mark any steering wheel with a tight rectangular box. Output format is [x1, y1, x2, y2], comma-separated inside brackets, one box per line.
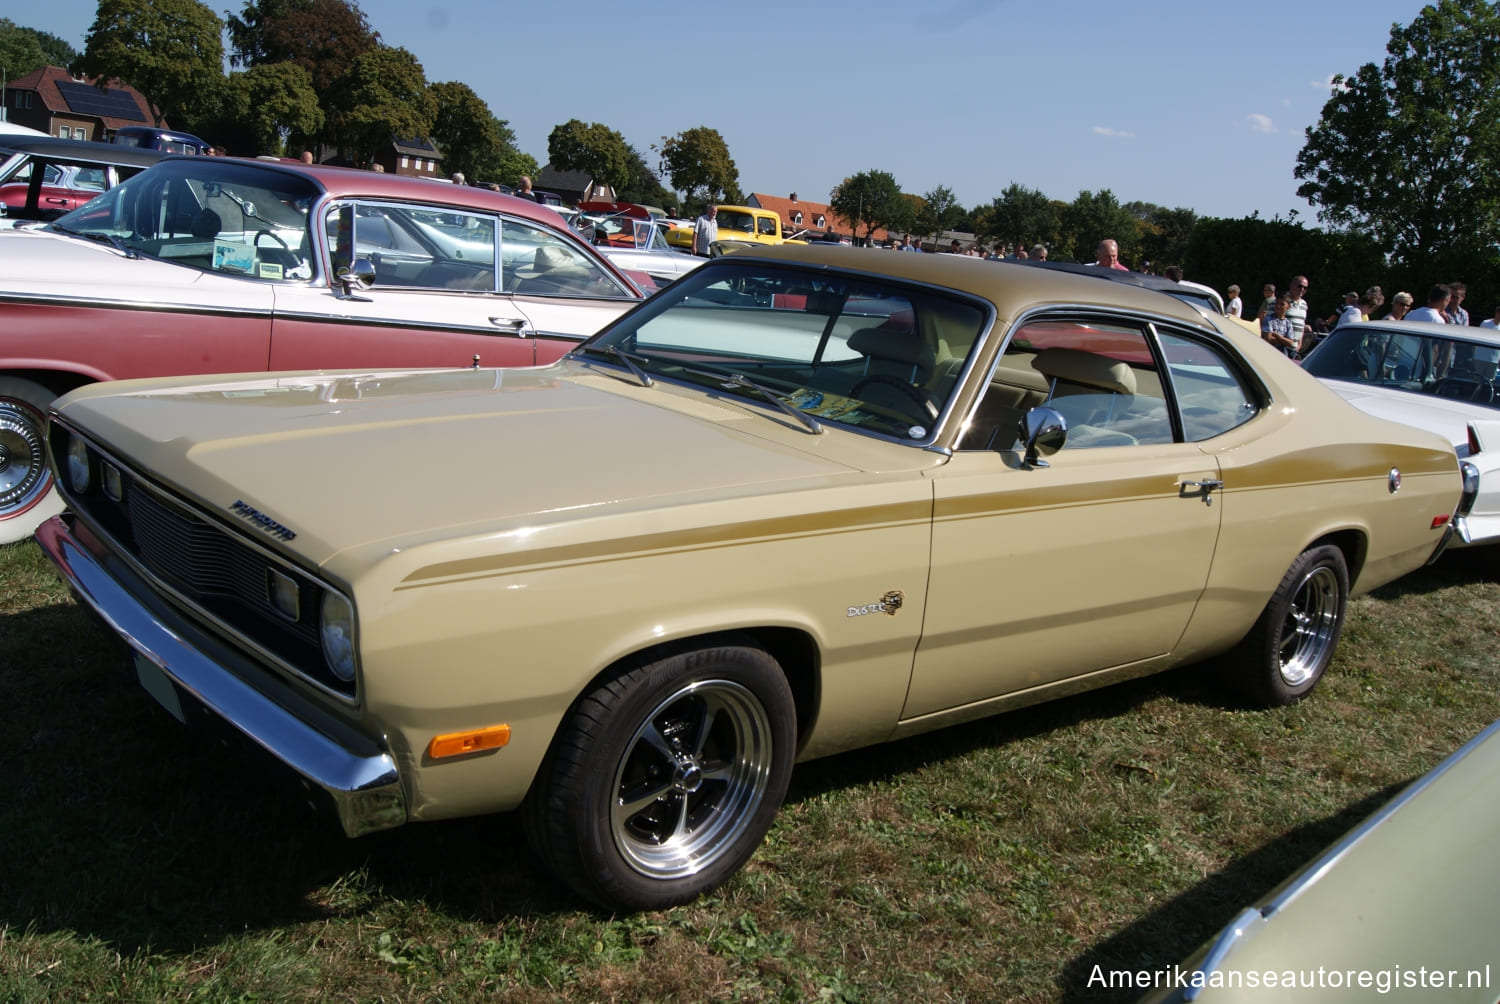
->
[254, 229, 291, 251]
[850, 374, 939, 421]
[1434, 376, 1494, 404]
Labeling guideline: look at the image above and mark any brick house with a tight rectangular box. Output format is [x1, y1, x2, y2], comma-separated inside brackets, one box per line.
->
[2, 66, 160, 141]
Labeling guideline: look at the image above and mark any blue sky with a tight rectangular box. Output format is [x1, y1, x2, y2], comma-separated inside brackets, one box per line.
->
[23, 0, 1426, 221]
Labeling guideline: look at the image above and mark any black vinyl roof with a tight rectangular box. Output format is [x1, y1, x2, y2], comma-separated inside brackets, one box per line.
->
[0, 136, 169, 170]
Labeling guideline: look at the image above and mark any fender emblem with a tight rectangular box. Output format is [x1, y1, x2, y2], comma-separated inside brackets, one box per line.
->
[848, 590, 905, 618]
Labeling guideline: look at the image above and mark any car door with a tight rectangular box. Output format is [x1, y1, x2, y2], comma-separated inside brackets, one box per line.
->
[267, 204, 633, 371]
[904, 316, 1227, 719]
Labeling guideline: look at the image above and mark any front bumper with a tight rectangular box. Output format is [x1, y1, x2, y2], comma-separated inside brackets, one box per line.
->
[34, 513, 407, 837]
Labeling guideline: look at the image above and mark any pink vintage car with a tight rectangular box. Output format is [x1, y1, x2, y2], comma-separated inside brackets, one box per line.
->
[0, 156, 647, 542]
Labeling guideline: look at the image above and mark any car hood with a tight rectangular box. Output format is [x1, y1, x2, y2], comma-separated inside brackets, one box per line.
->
[56, 362, 910, 567]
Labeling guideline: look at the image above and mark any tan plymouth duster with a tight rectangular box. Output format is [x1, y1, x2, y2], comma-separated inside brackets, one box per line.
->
[36, 247, 1464, 910]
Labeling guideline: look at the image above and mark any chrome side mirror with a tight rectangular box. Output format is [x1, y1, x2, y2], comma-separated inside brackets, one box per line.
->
[336, 258, 376, 301]
[1018, 406, 1067, 468]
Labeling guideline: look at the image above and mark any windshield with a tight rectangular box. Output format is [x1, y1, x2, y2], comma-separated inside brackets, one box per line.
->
[50, 158, 319, 281]
[581, 261, 990, 441]
[1303, 325, 1500, 410]
[717, 209, 756, 235]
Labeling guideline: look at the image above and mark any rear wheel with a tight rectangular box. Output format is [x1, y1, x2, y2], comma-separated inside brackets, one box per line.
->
[523, 643, 796, 911]
[1229, 544, 1349, 706]
[0, 377, 63, 545]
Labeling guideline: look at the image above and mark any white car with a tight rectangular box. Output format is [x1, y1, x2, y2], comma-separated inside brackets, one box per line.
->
[584, 214, 705, 287]
[1301, 318, 1494, 544]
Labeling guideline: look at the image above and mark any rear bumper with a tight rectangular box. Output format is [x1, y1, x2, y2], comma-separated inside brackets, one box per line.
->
[34, 513, 407, 837]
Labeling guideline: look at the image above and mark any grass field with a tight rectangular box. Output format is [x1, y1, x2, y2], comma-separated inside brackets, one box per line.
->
[2, 536, 1496, 1003]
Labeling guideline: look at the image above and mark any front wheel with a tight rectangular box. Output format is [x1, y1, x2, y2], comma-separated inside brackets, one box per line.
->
[1228, 544, 1349, 706]
[523, 643, 796, 911]
[0, 377, 64, 545]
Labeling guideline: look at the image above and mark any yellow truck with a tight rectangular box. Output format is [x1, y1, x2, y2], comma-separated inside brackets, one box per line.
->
[714, 205, 807, 246]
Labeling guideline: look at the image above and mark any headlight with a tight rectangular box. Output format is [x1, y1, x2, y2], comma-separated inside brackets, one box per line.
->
[66, 435, 91, 494]
[320, 590, 357, 682]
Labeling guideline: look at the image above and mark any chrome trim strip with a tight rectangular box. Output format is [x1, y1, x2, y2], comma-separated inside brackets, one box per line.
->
[0, 289, 278, 318]
[34, 514, 406, 837]
[1183, 907, 1265, 1002]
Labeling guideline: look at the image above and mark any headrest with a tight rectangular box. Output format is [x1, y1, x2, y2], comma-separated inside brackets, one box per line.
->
[517, 245, 587, 277]
[848, 325, 935, 372]
[1033, 347, 1136, 395]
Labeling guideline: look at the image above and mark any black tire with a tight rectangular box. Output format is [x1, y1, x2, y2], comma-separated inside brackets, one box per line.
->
[523, 643, 796, 911]
[1229, 544, 1349, 706]
[0, 376, 63, 545]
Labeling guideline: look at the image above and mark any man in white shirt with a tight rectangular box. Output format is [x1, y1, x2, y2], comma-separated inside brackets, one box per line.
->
[693, 205, 718, 257]
[1287, 275, 1312, 354]
[1407, 285, 1451, 323]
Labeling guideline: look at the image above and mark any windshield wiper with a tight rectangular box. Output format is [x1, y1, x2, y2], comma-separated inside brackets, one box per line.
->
[571, 343, 654, 388]
[50, 225, 139, 259]
[712, 371, 823, 435]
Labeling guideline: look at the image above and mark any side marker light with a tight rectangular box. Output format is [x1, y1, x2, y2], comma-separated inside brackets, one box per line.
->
[427, 724, 511, 759]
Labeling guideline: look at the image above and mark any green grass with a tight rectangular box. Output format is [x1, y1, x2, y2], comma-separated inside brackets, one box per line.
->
[3, 537, 1498, 1002]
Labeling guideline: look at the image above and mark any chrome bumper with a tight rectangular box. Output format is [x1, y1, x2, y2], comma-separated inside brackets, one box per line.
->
[34, 514, 407, 837]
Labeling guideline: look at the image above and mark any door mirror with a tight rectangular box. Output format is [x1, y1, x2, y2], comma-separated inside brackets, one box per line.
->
[1019, 406, 1067, 468]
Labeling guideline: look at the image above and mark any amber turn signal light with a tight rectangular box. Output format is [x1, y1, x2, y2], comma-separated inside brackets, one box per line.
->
[427, 724, 511, 759]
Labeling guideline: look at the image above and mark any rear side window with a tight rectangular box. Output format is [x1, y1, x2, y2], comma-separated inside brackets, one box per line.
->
[1158, 331, 1259, 440]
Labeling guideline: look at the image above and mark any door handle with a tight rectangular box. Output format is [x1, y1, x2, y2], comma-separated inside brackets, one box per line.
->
[488, 316, 531, 337]
[1181, 479, 1225, 506]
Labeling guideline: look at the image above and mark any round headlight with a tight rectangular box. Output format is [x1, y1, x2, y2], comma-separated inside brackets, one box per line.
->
[66, 436, 91, 494]
[320, 590, 357, 683]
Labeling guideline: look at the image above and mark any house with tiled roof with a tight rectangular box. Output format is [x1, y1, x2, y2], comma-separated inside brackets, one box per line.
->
[746, 192, 894, 244]
[2, 66, 160, 142]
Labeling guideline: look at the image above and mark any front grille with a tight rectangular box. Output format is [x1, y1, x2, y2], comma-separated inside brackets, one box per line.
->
[51, 425, 351, 698]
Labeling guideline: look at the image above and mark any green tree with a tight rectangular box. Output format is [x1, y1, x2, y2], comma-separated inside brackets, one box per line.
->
[460, 115, 534, 189]
[911, 184, 962, 243]
[326, 45, 433, 164]
[548, 119, 634, 192]
[1126, 201, 1197, 272]
[76, 0, 225, 126]
[657, 126, 739, 207]
[1295, 0, 1500, 260]
[1, 18, 79, 78]
[617, 146, 675, 208]
[214, 62, 322, 156]
[493, 134, 539, 189]
[227, 0, 377, 90]
[829, 170, 906, 243]
[227, 0, 378, 151]
[985, 183, 1060, 251]
[429, 80, 504, 184]
[1059, 189, 1138, 264]
[0, 24, 49, 82]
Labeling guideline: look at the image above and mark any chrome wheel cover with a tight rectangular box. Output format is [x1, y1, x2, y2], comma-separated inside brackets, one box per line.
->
[1277, 565, 1341, 688]
[610, 678, 775, 880]
[0, 401, 49, 516]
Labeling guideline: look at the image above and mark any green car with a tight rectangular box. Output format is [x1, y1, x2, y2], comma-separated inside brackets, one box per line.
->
[1141, 718, 1500, 1002]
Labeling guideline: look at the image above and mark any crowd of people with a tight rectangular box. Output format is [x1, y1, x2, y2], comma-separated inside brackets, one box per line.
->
[1235, 277, 1483, 360]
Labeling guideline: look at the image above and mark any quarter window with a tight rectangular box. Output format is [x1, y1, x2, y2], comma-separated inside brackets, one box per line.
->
[1157, 331, 1259, 439]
